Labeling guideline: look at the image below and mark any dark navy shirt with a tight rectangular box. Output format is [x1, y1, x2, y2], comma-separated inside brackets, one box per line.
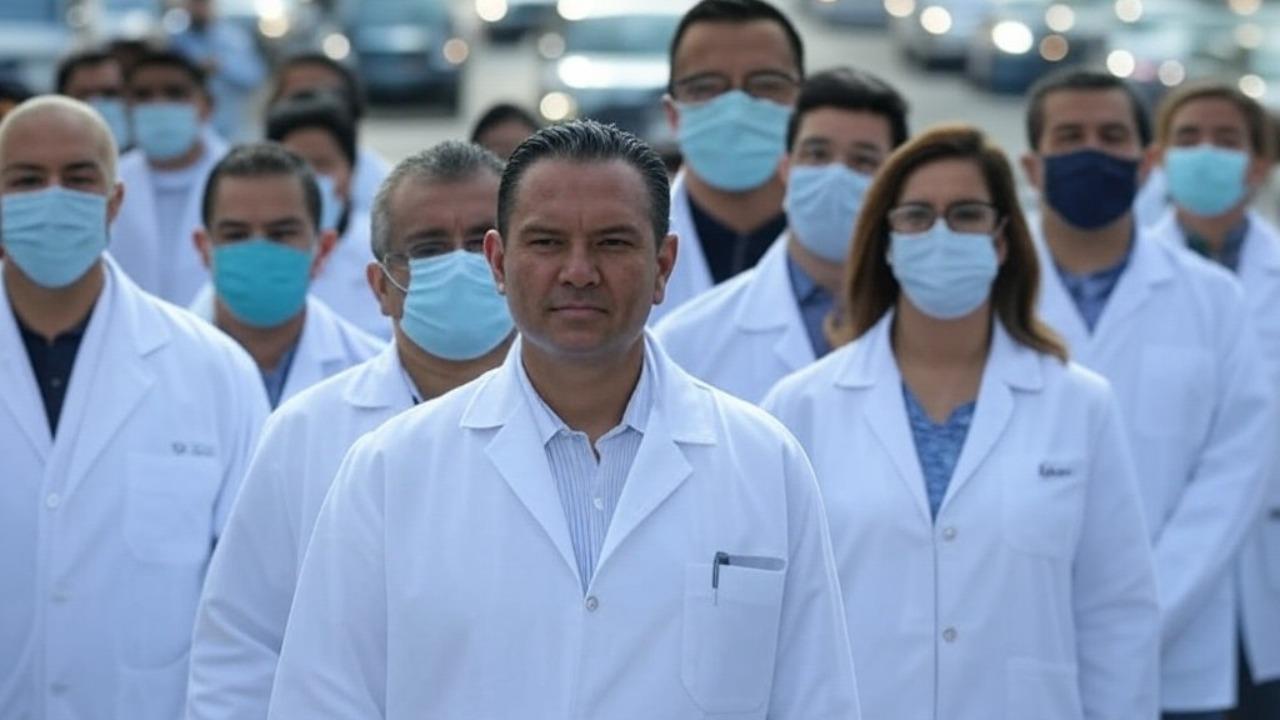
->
[687, 195, 787, 284]
[16, 306, 95, 435]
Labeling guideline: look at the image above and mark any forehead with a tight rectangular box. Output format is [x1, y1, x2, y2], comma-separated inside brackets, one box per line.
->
[795, 107, 894, 149]
[899, 158, 990, 201]
[279, 64, 346, 95]
[1170, 96, 1248, 129]
[672, 19, 797, 77]
[1040, 88, 1137, 131]
[390, 173, 499, 225]
[210, 173, 309, 221]
[510, 159, 653, 231]
[70, 61, 123, 85]
[130, 64, 198, 89]
[1, 110, 111, 173]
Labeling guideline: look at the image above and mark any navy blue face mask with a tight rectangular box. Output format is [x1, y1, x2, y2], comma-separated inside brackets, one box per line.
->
[1042, 149, 1139, 230]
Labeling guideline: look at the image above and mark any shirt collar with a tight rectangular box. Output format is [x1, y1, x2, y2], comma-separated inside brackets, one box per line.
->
[1054, 232, 1134, 289]
[516, 348, 654, 446]
[785, 251, 829, 305]
[1182, 215, 1250, 271]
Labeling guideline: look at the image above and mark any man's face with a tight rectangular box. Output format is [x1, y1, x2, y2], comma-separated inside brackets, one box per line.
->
[373, 173, 500, 320]
[65, 61, 125, 101]
[1161, 97, 1269, 184]
[0, 109, 123, 223]
[281, 128, 353, 203]
[1024, 88, 1143, 191]
[128, 65, 210, 119]
[664, 20, 801, 126]
[484, 159, 676, 363]
[475, 119, 536, 162]
[196, 174, 329, 278]
[787, 107, 894, 174]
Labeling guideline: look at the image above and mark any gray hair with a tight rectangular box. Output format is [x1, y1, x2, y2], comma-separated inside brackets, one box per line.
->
[370, 141, 504, 261]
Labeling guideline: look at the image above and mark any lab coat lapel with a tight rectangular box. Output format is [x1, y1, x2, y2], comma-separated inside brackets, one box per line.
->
[1090, 232, 1172, 339]
[280, 297, 346, 401]
[736, 238, 815, 374]
[1033, 229, 1091, 353]
[0, 273, 53, 461]
[1238, 211, 1280, 295]
[343, 342, 411, 410]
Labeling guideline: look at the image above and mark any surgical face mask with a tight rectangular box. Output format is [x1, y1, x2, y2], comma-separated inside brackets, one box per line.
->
[1164, 144, 1250, 217]
[384, 250, 513, 361]
[315, 174, 344, 232]
[889, 221, 999, 320]
[784, 164, 872, 263]
[677, 90, 791, 192]
[212, 237, 312, 328]
[1, 186, 108, 288]
[88, 96, 131, 151]
[133, 102, 200, 162]
[1042, 148, 1138, 230]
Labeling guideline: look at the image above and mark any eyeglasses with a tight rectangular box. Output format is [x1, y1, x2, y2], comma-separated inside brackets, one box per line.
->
[887, 202, 1002, 235]
[670, 71, 801, 105]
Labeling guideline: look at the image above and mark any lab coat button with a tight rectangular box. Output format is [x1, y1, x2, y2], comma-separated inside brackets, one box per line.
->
[585, 596, 599, 612]
[942, 627, 957, 643]
[593, 497, 604, 511]
[941, 527, 957, 541]
[45, 493, 61, 510]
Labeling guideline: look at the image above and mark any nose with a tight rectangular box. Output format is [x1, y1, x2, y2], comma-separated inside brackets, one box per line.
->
[558, 241, 600, 288]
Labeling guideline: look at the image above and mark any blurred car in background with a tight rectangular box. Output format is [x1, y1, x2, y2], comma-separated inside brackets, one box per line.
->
[86, 0, 164, 45]
[889, 0, 994, 68]
[536, 3, 684, 152]
[1100, 0, 1237, 110]
[338, 0, 467, 109]
[211, 0, 329, 60]
[966, 0, 1108, 94]
[0, 0, 77, 93]
[474, 0, 558, 43]
[801, 0, 888, 27]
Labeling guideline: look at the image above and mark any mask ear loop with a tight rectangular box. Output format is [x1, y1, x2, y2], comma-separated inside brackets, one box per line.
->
[381, 263, 410, 294]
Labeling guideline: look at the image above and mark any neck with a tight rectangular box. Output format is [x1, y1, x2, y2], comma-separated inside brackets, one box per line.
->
[521, 337, 645, 444]
[685, 170, 785, 234]
[396, 328, 513, 401]
[214, 300, 305, 370]
[1041, 206, 1133, 274]
[3, 261, 104, 342]
[1177, 206, 1247, 256]
[149, 139, 204, 172]
[786, 234, 844, 294]
[893, 301, 991, 368]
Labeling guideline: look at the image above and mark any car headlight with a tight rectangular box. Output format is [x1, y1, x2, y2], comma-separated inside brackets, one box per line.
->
[885, 0, 915, 18]
[476, 0, 508, 23]
[322, 33, 351, 61]
[557, 0, 590, 21]
[540, 92, 577, 122]
[919, 6, 952, 35]
[991, 21, 1034, 54]
[443, 37, 470, 65]
[557, 56, 595, 88]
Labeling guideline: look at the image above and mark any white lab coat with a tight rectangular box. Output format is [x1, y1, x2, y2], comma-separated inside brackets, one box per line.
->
[655, 238, 813, 402]
[762, 315, 1161, 720]
[1036, 227, 1276, 711]
[109, 131, 228, 307]
[0, 256, 267, 720]
[309, 210, 391, 340]
[186, 343, 415, 720]
[351, 145, 390, 217]
[268, 334, 862, 719]
[653, 171, 715, 325]
[189, 289, 386, 406]
[1151, 209, 1280, 684]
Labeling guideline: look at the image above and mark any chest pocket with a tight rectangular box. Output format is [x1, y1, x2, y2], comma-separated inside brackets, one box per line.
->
[1135, 345, 1213, 438]
[124, 452, 222, 565]
[681, 558, 786, 715]
[1001, 457, 1087, 560]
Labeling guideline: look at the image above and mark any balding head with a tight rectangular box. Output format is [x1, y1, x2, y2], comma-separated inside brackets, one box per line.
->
[0, 95, 118, 185]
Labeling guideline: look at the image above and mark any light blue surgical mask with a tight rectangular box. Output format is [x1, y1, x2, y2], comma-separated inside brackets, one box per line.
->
[677, 90, 791, 192]
[315, 174, 344, 232]
[1, 186, 108, 288]
[889, 222, 998, 320]
[133, 102, 200, 162]
[88, 96, 131, 151]
[1164, 144, 1250, 217]
[784, 164, 873, 263]
[384, 250, 513, 361]
[212, 238, 313, 328]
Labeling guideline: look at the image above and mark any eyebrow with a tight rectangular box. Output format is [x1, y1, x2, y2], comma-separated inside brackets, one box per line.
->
[593, 224, 643, 237]
[214, 217, 306, 231]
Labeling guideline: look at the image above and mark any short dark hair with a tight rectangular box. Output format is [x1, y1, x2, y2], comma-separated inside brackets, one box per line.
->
[371, 141, 504, 261]
[498, 120, 669, 244]
[668, 0, 804, 91]
[125, 50, 207, 92]
[1025, 68, 1151, 151]
[786, 67, 910, 151]
[273, 53, 365, 122]
[0, 77, 32, 104]
[266, 91, 358, 169]
[470, 102, 542, 143]
[55, 49, 119, 95]
[202, 142, 322, 231]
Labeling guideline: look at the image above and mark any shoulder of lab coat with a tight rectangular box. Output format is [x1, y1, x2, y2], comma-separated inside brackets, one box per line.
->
[310, 212, 391, 340]
[763, 314, 1160, 718]
[186, 342, 409, 720]
[280, 295, 386, 403]
[654, 236, 809, 402]
[269, 332, 861, 719]
[351, 145, 390, 216]
[650, 171, 713, 326]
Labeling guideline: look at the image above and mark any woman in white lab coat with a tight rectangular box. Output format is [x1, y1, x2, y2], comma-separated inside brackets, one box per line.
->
[763, 125, 1160, 720]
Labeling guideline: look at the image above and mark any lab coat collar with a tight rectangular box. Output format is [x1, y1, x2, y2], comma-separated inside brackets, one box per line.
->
[1154, 208, 1280, 278]
[732, 236, 816, 372]
[342, 340, 410, 410]
[281, 296, 363, 397]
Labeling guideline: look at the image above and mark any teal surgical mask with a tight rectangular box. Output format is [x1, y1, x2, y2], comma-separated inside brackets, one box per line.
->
[88, 96, 131, 151]
[784, 164, 873, 263]
[677, 90, 791, 192]
[384, 250, 513, 361]
[1, 186, 108, 288]
[212, 238, 313, 328]
[133, 102, 200, 162]
[889, 222, 998, 320]
[1164, 144, 1250, 217]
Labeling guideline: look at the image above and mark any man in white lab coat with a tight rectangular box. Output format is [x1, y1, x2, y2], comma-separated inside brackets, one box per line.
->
[1144, 82, 1280, 720]
[1021, 69, 1276, 720]
[268, 120, 861, 719]
[654, 0, 805, 323]
[191, 143, 384, 409]
[185, 141, 515, 720]
[0, 96, 267, 720]
[657, 68, 908, 401]
[110, 50, 227, 306]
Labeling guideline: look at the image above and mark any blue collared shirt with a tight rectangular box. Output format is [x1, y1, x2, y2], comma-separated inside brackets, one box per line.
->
[903, 383, 976, 519]
[785, 253, 835, 358]
[1054, 243, 1133, 333]
[260, 341, 300, 409]
[517, 355, 653, 593]
[1183, 216, 1250, 273]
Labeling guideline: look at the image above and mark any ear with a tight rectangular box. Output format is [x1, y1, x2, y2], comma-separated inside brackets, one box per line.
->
[662, 94, 680, 134]
[994, 223, 1009, 266]
[196, 93, 213, 122]
[194, 228, 213, 269]
[778, 153, 792, 182]
[106, 181, 125, 225]
[365, 260, 400, 319]
[483, 229, 507, 294]
[310, 229, 338, 279]
[1020, 152, 1043, 192]
[1246, 153, 1270, 191]
[652, 233, 679, 306]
